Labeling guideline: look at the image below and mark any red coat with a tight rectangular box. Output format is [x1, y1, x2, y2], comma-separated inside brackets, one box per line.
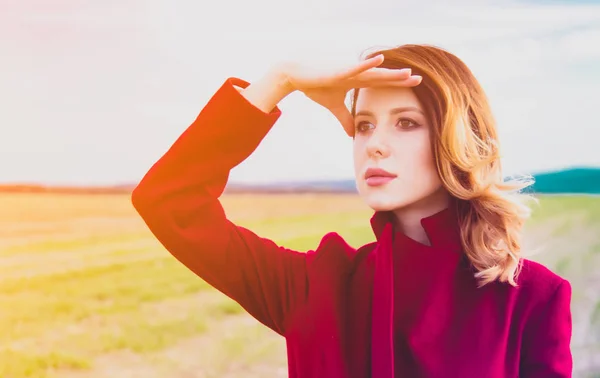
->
[132, 78, 573, 377]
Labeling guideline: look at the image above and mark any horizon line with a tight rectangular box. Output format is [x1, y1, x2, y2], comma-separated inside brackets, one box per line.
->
[0, 165, 597, 189]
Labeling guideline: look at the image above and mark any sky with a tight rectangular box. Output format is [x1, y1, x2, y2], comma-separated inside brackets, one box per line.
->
[1, 0, 599, 185]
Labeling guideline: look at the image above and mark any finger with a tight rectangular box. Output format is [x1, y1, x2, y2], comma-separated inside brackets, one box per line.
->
[351, 67, 412, 82]
[370, 75, 423, 87]
[345, 75, 423, 89]
[330, 54, 385, 82]
[329, 104, 355, 137]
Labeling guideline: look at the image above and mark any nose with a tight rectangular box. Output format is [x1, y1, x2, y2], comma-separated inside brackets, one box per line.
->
[365, 127, 391, 159]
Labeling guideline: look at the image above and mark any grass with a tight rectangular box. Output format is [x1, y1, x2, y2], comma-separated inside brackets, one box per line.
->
[0, 192, 599, 377]
[0, 232, 151, 256]
[528, 195, 600, 224]
[0, 350, 91, 378]
[0, 258, 206, 340]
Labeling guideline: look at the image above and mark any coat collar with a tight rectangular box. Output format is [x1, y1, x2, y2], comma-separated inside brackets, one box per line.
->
[369, 201, 462, 252]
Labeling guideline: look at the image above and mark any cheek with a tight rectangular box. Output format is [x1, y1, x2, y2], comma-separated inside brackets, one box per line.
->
[352, 139, 366, 170]
[416, 139, 436, 171]
[398, 134, 434, 170]
[396, 133, 440, 189]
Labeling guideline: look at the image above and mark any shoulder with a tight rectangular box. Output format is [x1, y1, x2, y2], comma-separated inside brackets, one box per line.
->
[306, 232, 377, 273]
[517, 258, 570, 297]
[516, 259, 572, 372]
[513, 258, 572, 316]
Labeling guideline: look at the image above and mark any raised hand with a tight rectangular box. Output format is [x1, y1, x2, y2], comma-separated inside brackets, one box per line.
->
[280, 55, 422, 136]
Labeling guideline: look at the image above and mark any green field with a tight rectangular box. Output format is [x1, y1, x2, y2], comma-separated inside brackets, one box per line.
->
[0, 193, 599, 377]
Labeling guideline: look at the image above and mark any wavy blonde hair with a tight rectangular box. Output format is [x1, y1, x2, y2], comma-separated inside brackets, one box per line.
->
[351, 44, 536, 287]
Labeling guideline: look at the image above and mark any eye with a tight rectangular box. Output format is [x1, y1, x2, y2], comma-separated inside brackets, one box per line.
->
[355, 121, 374, 133]
[396, 118, 420, 129]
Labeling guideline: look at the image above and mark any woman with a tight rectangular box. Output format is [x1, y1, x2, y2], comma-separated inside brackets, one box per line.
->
[132, 44, 572, 377]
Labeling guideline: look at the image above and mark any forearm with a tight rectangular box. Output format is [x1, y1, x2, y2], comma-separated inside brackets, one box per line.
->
[239, 67, 295, 113]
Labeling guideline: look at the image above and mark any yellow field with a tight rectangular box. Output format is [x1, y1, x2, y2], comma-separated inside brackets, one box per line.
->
[0, 193, 599, 377]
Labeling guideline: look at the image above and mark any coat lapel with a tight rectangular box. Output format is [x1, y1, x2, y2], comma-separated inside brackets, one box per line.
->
[370, 221, 395, 378]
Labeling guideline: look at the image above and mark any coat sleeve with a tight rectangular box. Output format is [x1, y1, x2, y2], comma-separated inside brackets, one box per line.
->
[131, 77, 310, 336]
[520, 279, 573, 377]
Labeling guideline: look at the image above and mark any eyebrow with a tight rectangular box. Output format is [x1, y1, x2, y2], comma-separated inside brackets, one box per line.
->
[355, 106, 424, 117]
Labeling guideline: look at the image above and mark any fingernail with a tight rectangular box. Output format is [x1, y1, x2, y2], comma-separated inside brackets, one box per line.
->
[401, 68, 412, 75]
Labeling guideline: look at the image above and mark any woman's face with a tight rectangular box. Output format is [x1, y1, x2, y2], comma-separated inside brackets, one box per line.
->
[353, 87, 445, 212]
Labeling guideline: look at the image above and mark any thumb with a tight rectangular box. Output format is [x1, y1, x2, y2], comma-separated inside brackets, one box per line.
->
[329, 104, 355, 137]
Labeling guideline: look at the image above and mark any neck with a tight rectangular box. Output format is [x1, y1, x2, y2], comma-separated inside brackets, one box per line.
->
[391, 188, 451, 246]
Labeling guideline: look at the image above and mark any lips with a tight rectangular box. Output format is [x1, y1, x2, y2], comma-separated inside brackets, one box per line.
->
[364, 168, 397, 187]
[365, 168, 396, 179]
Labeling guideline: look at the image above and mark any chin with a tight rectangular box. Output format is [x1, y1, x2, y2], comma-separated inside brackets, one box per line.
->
[361, 191, 413, 212]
